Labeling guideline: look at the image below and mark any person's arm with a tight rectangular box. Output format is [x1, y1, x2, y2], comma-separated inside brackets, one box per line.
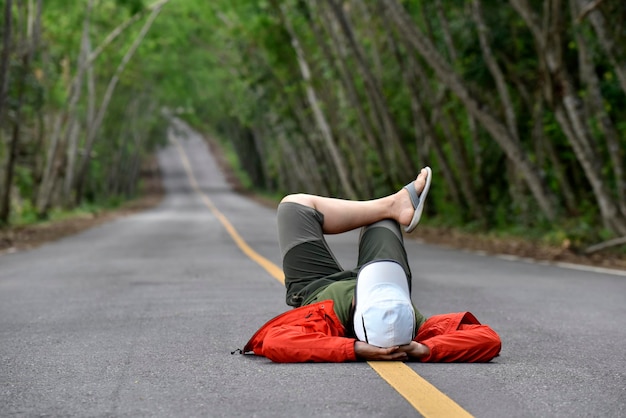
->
[412, 312, 501, 362]
[262, 325, 357, 363]
[415, 324, 501, 362]
[261, 323, 431, 362]
[263, 328, 417, 362]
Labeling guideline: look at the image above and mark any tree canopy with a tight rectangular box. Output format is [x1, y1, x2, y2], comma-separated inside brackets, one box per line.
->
[1, 0, 625, 249]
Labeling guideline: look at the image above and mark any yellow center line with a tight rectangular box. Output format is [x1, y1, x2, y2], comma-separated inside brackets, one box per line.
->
[172, 135, 474, 418]
[172, 137, 283, 281]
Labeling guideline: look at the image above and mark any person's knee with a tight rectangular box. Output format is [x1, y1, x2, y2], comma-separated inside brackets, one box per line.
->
[280, 193, 313, 207]
[361, 219, 402, 241]
[359, 219, 404, 243]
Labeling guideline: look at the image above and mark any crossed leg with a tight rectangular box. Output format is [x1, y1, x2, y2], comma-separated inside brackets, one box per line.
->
[278, 168, 430, 308]
[280, 168, 431, 234]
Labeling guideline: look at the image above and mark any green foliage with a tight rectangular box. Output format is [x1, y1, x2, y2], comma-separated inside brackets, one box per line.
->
[14, 166, 35, 199]
[221, 137, 253, 190]
[116, 0, 144, 15]
[2, 0, 626, 246]
[10, 200, 40, 226]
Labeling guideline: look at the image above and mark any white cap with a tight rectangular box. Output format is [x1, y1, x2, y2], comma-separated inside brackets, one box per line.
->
[353, 260, 416, 347]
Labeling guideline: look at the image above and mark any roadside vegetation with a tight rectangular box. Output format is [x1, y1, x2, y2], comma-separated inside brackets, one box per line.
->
[0, 0, 625, 257]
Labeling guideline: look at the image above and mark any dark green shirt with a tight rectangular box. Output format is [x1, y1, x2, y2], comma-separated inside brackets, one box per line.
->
[302, 278, 427, 336]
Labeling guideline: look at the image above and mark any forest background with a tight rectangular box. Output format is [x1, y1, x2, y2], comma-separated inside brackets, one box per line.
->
[1, 0, 625, 259]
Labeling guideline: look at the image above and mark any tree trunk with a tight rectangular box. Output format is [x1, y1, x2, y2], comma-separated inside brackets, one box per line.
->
[1, 72, 24, 224]
[471, 0, 520, 144]
[312, 0, 395, 190]
[0, 0, 13, 129]
[381, 7, 485, 221]
[401, 59, 464, 211]
[472, 0, 533, 220]
[0, 0, 13, 223]
[576, 0, 626, 98]
[554, 104, 626, 234]
[570, 0, 625, 216]
[277, 2, 357, 199]
[432, 0, 486, 217]
[0, 101, 22, 224]
[382, 0, 558, 220]
[279, 134, 328, 195]
[532, 98, 578, 213]
[325, 0, 414, 185]
[124, 100, 146, 197]
[62, 118, 80, 205]
[75, 2, 168, 204]
[304, 0, 376, 196]
[36, 0, 93, 216]
[64, 0, 172, 98]
[63, 31, 96, 206]
[509, 0, 626, 234]
[353, 0, 384, 81]
[1, 0, 37, 224]
[435, 0, 458, 64]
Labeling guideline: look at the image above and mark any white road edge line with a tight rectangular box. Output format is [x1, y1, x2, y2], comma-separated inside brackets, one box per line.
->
[494, 253, 626, 277]
[427, 242, 626, 277]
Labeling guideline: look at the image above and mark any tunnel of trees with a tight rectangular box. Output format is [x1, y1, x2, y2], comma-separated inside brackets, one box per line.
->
[0, 0, 625, 250]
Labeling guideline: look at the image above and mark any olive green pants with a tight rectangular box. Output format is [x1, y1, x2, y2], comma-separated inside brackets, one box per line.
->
[277, 202, 412, 307]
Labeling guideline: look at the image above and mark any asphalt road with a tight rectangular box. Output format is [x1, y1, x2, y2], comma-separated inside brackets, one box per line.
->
[1, 120, 625, 417]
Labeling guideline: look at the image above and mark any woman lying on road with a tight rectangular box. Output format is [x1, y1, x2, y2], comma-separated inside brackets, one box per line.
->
[242, 168, 501, 363]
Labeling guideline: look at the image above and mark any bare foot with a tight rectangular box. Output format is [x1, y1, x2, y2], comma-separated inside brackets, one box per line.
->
[394, 168, 429, 227]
